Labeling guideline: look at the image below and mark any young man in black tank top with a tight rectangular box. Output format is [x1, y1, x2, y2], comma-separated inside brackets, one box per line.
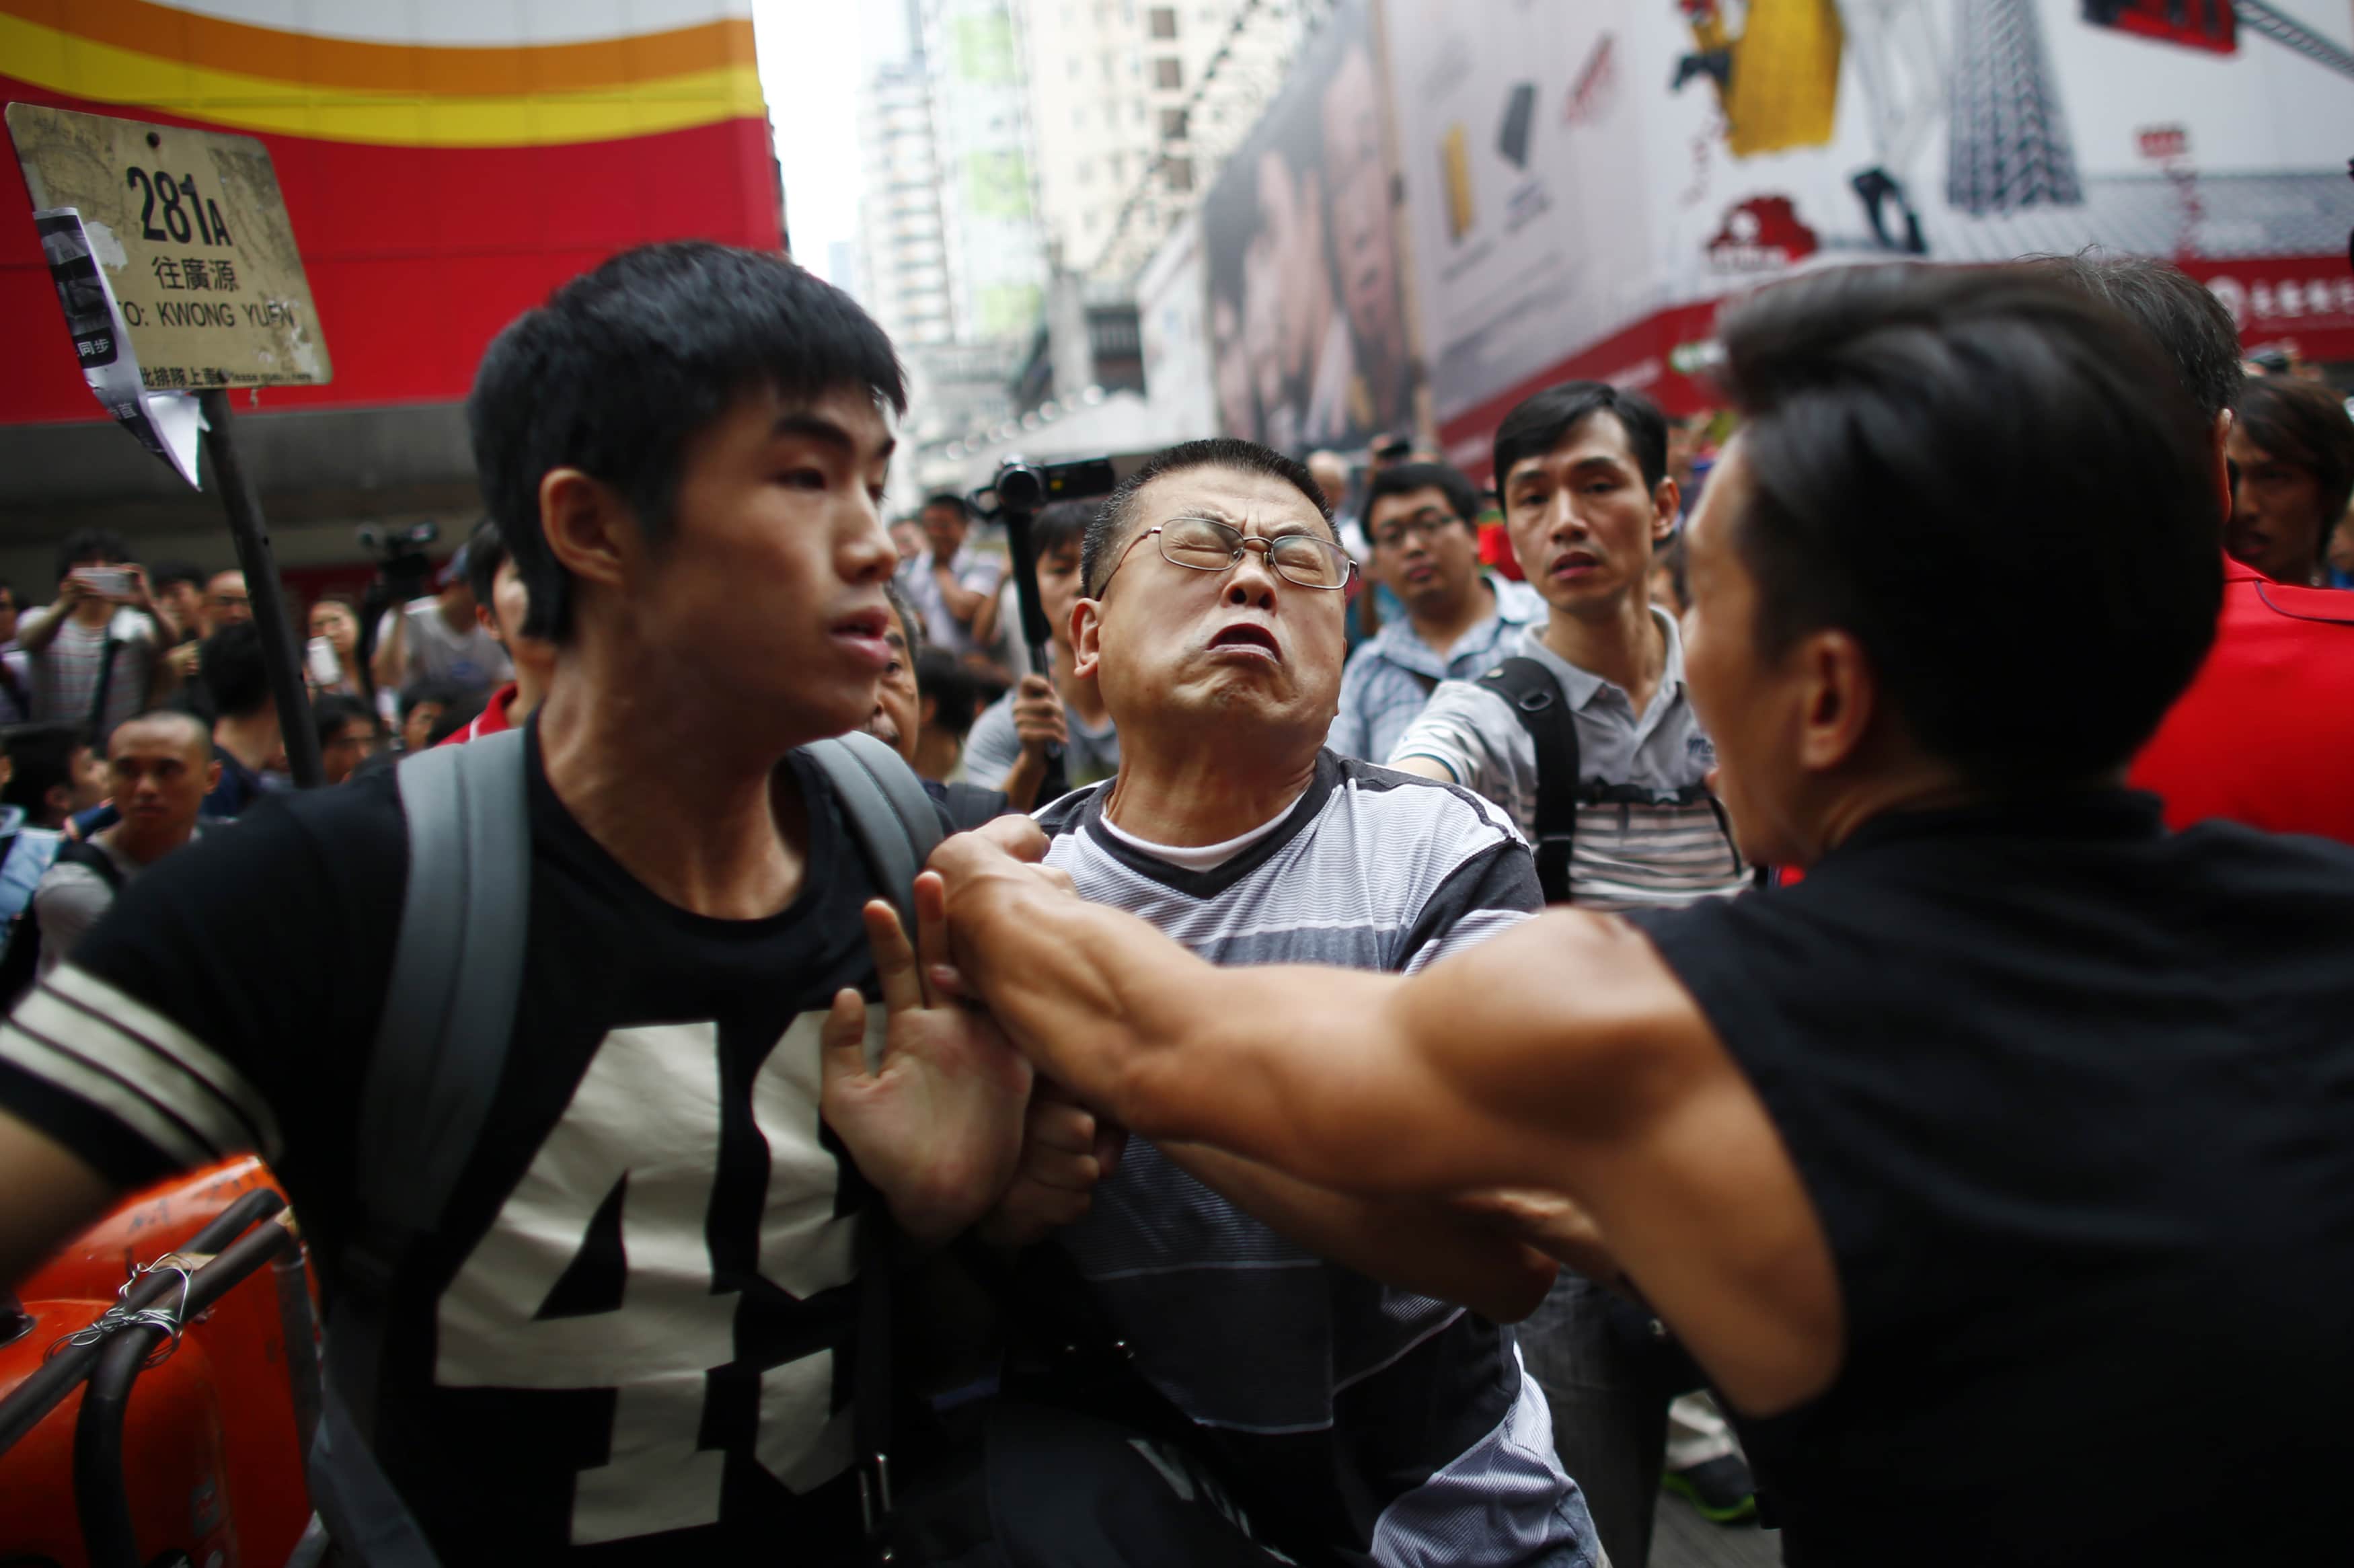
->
[928, 263, 2354, 1564]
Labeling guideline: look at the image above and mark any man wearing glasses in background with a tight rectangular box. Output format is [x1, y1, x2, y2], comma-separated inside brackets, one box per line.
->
[979, 437, 1601, 1567]
[1329, 460, 1544, 762]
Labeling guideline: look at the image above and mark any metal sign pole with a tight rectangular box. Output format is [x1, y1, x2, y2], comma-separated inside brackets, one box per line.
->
[198, 389, 323, 789]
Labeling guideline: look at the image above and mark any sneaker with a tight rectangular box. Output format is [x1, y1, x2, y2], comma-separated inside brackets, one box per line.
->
[1663, 1454, 1757, 1525]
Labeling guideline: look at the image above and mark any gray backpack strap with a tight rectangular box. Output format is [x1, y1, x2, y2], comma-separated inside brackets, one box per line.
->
[311, 728, 531, 1568]
[802, 732, 943, 935]
[359, 726, 533, 1233]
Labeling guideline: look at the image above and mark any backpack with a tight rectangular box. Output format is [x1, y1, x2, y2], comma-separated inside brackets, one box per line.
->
[305, 727, 947, 1566]
[0, 836, 122, 1010]
[1474, 657, 1747, 904]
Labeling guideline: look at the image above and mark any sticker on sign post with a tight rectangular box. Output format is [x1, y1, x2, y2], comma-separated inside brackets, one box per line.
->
[6, 102, 332, 485]
[33, 206, 205, 485]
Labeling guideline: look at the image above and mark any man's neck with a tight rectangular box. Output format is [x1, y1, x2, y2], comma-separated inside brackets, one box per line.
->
[97, 818, 191, 869]
[509, 660, 553, 728]
[1805, 759, 2013, 865]
[1408, 578, 1494, 660]
[537, 640, 810, 920]
[213, 710, 278, 773]
[71, 601, 112, 632]
[438, 596, 473, 635]
[1101, 734, 1319, 848]
[1540, 590, 1665, 715]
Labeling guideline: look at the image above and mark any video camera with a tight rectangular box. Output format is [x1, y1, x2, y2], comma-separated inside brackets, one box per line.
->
[972, 457, 1119, 801]
[356, 520, 440, 604]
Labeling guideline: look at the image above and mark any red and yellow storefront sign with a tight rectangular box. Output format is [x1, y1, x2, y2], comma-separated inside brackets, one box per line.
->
[1, 0, 782, 423]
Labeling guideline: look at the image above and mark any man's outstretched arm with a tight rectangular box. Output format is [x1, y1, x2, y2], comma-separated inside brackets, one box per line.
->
[929, 830, 1640, 1199]
[0, 1108, 124, 1289]
[932, 831, 1845, 1413]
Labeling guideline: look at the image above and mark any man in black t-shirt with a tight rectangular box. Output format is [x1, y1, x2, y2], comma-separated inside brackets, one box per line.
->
[928, 265, 2354, 1564]
[0, 243, 1034, 1565]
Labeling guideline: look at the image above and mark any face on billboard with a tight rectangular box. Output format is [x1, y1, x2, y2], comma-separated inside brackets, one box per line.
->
[1198, 0, 1414, 451]
[1255, 148, 1328, 387]
[1212, 292, 1256, 438]
[1322, 45, 1404, 391]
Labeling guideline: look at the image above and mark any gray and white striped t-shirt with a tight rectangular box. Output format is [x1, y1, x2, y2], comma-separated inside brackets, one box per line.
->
[1036, 752, 1599, 1568]
[1389, 615, 1747, 912]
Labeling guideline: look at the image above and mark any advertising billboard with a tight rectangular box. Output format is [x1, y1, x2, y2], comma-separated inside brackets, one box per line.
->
[0, 0, 781, 425]
[1380, 0, 2354, 476]
[1200, 0, 1415, 453]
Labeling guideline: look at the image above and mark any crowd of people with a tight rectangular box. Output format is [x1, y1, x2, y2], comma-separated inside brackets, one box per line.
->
[0, 237, 2349, 1568]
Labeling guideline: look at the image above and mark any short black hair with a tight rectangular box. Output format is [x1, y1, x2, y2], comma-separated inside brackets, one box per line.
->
[426, 691, 487, 746]
[112, 708, 211, 758]
[468, 241, 905, 642]
[2026, 249, 2243, 426]
[915, 649, 983, 737]
[54, 528, 130, 588]
[1493, 382, 1669, 494]
[313, 692, 374, 746]
[400, 676, 465, 724]
[149, 560, 206, 594]
[1031, 498, 1097, 561]
[463, 518, 506, 609]
[921, 493, 972, 522]
[1364, 462, 1482, 535]
[2234, 376, 2354, 574]
[198, 621, 273, 719]
[3, 722, 89, 821]
[1713, 262, 2219, 786]
[1083, 438, 1334, 596]
[884, 577, 923, 667]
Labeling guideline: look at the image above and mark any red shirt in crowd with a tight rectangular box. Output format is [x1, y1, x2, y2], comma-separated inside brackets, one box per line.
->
[2128, 557, 2354, 846]
[436, 682, 519, 748]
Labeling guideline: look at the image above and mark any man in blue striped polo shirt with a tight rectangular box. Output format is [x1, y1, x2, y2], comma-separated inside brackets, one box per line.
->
[1329, 461, 1544, 764]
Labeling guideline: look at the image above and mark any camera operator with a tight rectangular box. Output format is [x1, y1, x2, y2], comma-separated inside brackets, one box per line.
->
[369, 535, 511, 703]
[17, 529, 178, 737]
[962, 500, 1118, 810]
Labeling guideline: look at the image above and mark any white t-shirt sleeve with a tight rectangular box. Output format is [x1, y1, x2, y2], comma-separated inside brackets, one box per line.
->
[1386, 681, 1540, 840]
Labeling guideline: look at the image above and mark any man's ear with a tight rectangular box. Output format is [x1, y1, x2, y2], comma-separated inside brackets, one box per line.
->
[43, 783, 70, 819]
[1792, 627, 1877, 777]
[1650, 476, 1683, 542]
[539, 469, 636, 607]
[203, 759, 223, 794]
[1071, 598, 1106, 681]
[475, 602, 506, 647]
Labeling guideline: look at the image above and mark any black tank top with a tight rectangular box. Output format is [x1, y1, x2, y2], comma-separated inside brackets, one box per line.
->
[1628, 790, 2354, 1566]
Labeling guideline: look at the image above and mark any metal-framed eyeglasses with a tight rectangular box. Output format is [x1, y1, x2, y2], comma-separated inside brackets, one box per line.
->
[1102, 515, 1357, 593]
[1368, 508, 1467, 551]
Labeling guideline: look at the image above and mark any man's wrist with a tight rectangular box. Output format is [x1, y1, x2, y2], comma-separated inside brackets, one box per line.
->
[882, 1185, 987, 1248]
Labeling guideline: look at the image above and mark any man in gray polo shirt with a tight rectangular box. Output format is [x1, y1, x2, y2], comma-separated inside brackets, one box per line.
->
[1388, 381, 1751, 1563]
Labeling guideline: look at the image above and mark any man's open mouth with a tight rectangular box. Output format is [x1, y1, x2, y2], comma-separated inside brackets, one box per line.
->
[1208, 623, 1282, 661]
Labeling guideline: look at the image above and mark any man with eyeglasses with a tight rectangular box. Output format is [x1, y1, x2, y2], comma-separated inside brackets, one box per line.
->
[1330, 461, 1544, 762]
[979, 436, 1602, 1568]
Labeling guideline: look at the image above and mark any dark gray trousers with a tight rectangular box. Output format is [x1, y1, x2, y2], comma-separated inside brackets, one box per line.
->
[1518, 1272, 1673, 1568]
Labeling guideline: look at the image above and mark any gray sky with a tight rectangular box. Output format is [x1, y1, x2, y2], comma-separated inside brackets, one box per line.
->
[753, 0, 911, 290]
